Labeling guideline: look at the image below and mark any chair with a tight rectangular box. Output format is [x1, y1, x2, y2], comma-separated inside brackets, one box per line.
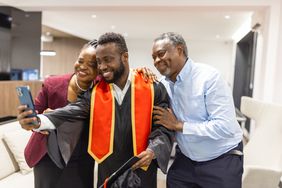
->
[240, 96, 282, 188]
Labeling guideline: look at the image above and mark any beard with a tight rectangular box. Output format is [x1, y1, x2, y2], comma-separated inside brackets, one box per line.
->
[158, 67, 171, 77]
[105, 58, 125, 83]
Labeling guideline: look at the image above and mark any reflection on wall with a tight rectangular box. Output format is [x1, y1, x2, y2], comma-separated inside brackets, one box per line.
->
[0, 7, 41, 79]
[0, 28, 11, 72]
[42, 37, 87, 78]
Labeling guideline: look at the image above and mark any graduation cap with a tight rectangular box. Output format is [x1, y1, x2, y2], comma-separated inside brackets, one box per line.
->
[99, 156, 141, 188]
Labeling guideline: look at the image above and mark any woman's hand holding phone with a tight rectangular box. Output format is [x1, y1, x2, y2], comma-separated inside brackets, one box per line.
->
[17, 105, 40, 131]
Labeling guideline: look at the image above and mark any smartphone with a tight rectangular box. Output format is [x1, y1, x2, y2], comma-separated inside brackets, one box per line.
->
[16, 86, 38, 125]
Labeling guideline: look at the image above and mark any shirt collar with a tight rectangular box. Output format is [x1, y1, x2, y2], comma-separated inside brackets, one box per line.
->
[176, 57, 192, 81]
[165, 57, 192, 83]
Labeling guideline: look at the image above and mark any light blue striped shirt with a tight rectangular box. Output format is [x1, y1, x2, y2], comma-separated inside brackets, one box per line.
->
[160, 58, 242, 161]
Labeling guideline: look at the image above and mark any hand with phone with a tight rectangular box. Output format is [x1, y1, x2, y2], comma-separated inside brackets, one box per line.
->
[16, 86, 40, 131]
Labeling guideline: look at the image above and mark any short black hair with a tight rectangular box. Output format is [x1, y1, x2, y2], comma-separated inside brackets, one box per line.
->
[154, 32, 188, 57]
[97, 32, 128, 53]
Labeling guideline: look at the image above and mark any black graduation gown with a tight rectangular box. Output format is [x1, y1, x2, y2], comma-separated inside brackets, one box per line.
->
[34, 121, 94, 188]
[45, 81, 173, 188]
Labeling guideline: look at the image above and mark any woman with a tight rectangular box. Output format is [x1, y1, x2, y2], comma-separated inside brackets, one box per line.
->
[25, 40, 98, 188]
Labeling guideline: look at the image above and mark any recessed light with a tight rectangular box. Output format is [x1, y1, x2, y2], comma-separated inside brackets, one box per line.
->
[111, 25, 116, 30]
[224, 15, 230, 19]
[91, 14, 97, 18]
[216, 35, 220, 39]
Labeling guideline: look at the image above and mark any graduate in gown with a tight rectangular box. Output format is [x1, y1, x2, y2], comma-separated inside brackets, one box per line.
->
[18, 32, 173, 188]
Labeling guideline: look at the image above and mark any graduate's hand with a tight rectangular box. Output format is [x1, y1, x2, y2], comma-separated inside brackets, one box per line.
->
[17, 105, 40, 131]
[135, 67, 158, 83]
[153, 106, 183, 132]
[131, 149, 155, 170]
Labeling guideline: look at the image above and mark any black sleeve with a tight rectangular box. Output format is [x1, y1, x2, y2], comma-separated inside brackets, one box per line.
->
[44, 89, 92, 126]
[44, 90, 92, 166]
[147, 82, 174, 173]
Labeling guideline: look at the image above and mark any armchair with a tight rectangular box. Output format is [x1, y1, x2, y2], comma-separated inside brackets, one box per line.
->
[240, 96, 282, 188]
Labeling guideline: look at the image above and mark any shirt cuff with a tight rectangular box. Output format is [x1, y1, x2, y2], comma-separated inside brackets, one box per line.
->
[33, 114, 56, 132]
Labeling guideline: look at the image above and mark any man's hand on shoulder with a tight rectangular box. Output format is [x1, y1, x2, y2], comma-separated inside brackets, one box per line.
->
[135, 67, 158, 83]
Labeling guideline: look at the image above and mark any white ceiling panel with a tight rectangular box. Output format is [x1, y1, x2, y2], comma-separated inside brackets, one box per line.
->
[0, 0, 270, 41]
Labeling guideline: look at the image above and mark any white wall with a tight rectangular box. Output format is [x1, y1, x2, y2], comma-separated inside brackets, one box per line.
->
[126, 37, 234, 82]
[126, 38, 158, 75]
[273, 0, 282, 104]
[187, 40, 233, 83]
[252, 0, 282, 104]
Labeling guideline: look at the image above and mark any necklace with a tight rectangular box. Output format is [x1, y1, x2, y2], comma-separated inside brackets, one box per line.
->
[75, 76, 93, 92]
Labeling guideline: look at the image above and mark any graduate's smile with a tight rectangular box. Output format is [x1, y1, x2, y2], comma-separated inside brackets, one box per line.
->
[102, 71, 113, 80]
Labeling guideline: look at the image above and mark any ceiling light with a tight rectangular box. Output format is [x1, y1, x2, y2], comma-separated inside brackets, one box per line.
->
[91, 14, 97, 18]
[216, 35, 220, 39]
[40, 50, 56, 56]
[41, 34, 53, 42]
[224, 15, 230, 19]
[110, 25, 116, 30]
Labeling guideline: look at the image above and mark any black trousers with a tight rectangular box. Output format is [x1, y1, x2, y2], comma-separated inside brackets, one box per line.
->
[167, 143, 243, 188]
[34, 154, 94, 188]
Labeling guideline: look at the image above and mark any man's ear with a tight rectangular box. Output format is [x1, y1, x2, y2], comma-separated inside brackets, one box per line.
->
[176, 45, 184, 56]
[122, 52, 129, 62]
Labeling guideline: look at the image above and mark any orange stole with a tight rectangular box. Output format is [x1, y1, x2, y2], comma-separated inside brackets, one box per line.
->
[88, 72, 154, 164]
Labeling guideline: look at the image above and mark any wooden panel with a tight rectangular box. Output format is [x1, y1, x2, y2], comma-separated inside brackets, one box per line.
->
[0, 81, 43, 117]
[42, 37, 87, 78]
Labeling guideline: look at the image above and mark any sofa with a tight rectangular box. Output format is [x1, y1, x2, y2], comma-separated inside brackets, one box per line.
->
[0, 120, 34, 188]
[0, 119, 168, 188]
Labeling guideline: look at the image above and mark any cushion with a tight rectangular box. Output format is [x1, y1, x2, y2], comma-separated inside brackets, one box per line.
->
[0, 121, 21, 179]
[3, 129, 33, 174]
[0, 171, 34, 188]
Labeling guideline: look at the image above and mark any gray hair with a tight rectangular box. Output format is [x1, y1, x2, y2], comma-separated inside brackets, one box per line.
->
[154, 32, 188, 57]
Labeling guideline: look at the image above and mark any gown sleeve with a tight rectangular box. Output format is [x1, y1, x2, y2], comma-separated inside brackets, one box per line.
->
[44, 90, 92, 166]
[147, 82, 174, 173]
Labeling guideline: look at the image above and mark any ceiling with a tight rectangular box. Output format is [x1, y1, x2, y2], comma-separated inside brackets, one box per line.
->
[0, 0, 269, 41]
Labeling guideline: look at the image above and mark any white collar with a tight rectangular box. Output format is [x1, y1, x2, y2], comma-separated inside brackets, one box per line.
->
[112, 69, 132, 105]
